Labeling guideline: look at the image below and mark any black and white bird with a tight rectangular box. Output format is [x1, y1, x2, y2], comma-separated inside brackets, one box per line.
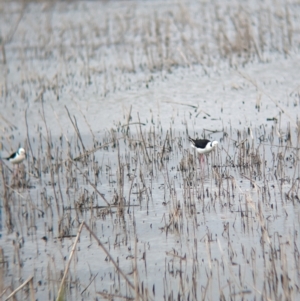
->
[188, 137, 218, 164]
[4, 147, 26, 165]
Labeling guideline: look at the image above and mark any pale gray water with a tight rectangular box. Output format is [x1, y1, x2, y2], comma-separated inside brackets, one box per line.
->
[1, 1, 300, 300]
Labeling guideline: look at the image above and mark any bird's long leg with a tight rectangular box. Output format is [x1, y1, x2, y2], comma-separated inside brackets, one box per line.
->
[11, 165, 17, 186]
[198, 154, 205, 171]
[202, 154, 205, 171]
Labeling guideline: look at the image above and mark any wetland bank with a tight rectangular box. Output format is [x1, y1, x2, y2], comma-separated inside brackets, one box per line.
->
[1, 1, 300, 300]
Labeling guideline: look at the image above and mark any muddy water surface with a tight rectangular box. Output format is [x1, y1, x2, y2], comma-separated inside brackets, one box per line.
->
[1, 1, 300, 300]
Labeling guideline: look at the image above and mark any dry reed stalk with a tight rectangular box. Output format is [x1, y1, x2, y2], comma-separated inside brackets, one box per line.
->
[50, 104, 70, 145]
[137, 113, 151, 164]
[72, 98, 96, 143]
[138, 168, 151, 205]
[70, 159, 110, 207]
[117, 143, 125, 211]
[4, 276, 34, 301]
[0, 248, 4, 296]
[160, 130, 169, 166]
[50, 161, 61, 218]
[127, 160, 137, 204]
[81, 272, 98, 295]
[126, 105, 132, 136]
[56, 162, 65, 209]
[1, 43, 6, 65]
[133, 219, 140, 301]
[56, 222, 84, 301]
[237, 70, 298, 129]
[24, 109, 34, 173]
[1, 168, 13, 232]
[97, 291, 135, 300]
[2, 2, 25, 45]
[83, 222, 147, 300]
[0, 113, 17, 130]
[65, 106, 86, 153]
[121, 122, 146, 128]
[73, 139, 121, 162]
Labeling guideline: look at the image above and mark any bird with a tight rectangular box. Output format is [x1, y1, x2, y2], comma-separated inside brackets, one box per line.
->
[188, 137, 218, 166]
[4, 147, 26, 165]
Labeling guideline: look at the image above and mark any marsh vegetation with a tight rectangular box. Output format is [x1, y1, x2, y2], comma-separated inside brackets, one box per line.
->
[1, 1, 300, 300]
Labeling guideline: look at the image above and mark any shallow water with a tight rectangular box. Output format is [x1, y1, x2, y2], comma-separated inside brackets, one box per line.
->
[1, 125, 299, 300]
[1, 1, 300, 300]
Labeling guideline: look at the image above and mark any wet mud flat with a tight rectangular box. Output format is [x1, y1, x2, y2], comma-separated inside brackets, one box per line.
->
[0, 0, 300, 300]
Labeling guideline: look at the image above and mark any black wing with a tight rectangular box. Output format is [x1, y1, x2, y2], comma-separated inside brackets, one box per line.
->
[189, 137, 210, 149]
[5, 152, 17, 160]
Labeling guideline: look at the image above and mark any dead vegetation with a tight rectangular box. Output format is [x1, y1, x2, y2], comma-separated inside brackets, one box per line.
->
[0, 108, 299, 300]
[0, 2, 299, 100]
[0, 1, 300, 300]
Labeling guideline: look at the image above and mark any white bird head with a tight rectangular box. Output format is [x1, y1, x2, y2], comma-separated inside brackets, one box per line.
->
[211, 141, 218, 148]
[18, 148, 26, 156]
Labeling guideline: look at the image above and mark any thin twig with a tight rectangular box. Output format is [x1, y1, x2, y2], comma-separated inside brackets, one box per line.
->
[69, 158, 111, 207]
[5, 276, 34, 301]
[81, 273, 98, 295]
[65, 106, 86, 152]
[56, 222, 85, 301]
[137, 113, 151, 164]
